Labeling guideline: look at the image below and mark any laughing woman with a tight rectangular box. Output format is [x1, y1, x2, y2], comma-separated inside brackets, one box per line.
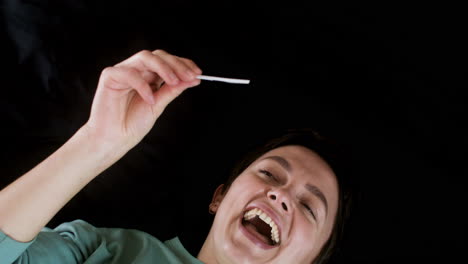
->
[0, 49, 353, 264]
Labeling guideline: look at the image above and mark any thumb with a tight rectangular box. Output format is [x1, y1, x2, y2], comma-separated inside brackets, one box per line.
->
[151, 79, 201, 112]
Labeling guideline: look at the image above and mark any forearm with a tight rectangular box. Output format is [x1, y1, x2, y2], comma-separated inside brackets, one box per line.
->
[0, 126, 127, 242]
[0, 48, 202, 243]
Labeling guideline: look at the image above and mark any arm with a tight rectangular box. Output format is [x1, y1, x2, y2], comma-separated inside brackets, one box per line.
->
[0, 126, 120, 243]
[0, 49, 202, 243]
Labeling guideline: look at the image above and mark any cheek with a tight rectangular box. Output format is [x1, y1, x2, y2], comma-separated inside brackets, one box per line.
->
[295, 217, 316, 242]
[288, 217, 320, 259]
[212, 176, 266, 228]
[217, 179, 259, 215]
[228, 175, 266, 198]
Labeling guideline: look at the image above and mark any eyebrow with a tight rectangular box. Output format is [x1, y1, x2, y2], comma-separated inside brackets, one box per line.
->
[262, 155, 329, 216]
[262, 156, 292, 173]
[305, 184, 328, 216]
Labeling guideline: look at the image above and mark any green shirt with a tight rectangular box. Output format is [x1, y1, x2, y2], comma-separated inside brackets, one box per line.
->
[0, 220, 204, 264]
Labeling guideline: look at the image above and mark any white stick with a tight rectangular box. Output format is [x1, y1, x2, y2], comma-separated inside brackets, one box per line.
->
[196, 75, 250, 84]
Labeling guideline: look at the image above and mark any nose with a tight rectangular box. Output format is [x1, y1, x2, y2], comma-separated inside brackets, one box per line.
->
[268, 190, 289, 212]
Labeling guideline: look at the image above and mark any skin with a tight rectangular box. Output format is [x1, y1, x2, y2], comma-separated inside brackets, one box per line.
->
[0, 48, 336, 264]
[198, 145, 339, 264]
[0, 49, 202, 242]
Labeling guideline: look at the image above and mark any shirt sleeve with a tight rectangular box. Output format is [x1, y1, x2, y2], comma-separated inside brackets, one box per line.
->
[0, 229, 36, 264]
[0, 220, 113, 264]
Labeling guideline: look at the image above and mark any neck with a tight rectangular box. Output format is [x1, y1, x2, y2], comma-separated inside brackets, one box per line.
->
[197, 229, 219, 264]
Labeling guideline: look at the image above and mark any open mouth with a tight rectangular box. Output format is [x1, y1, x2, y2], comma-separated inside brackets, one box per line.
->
[241, 208, 281, 247]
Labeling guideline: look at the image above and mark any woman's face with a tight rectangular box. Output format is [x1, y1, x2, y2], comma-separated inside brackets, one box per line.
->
[199, 145, 339, 264]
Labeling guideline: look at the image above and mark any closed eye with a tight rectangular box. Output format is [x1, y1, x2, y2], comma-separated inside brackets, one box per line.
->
[259, 169, 279, 182]
[302, 202, 317, 221]
[259, 169, 274, 178]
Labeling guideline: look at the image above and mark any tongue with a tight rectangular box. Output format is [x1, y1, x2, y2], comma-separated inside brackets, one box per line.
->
[244, 221, 271, 245]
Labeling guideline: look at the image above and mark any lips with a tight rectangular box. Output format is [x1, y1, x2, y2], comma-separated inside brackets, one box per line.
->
[243, 208, 280, 244]
[239, 204, 283, 249]
[239, 218, 279, 250]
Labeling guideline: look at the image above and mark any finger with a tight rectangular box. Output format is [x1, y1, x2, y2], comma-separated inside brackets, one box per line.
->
[102, 66, 155, 105]
[139, 71, 166, 93]
[152, 79, 201, 112]
[117, 50, 181, 86]
[153, 50, 199, 82]
[178, 57, 203, 75]
[141, 70, 164, 87]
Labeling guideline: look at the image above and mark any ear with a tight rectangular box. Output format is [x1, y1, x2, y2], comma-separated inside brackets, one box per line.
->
[209, 184, 226, 213]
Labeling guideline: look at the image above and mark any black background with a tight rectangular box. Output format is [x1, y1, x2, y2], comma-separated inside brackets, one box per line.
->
[1, 0, 466, 263]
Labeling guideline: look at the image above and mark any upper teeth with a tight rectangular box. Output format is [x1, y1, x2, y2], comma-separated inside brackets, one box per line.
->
[243, 208, 280, 244]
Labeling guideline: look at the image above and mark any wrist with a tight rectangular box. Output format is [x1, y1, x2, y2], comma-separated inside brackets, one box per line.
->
[73, 125, 131, 171]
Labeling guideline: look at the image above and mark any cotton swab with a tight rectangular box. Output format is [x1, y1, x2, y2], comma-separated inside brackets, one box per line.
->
[196, 75, 250, 84]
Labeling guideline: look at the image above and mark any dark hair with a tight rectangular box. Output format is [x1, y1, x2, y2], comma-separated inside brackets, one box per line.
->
[221, 128, 354, 264]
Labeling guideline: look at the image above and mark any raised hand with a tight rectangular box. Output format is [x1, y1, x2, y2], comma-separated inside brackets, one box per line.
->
[85, 49, 202, 151]
[0, 50, 202, 243]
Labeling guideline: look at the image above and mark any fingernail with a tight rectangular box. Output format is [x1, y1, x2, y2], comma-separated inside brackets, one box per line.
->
[191, 79, 201, 87]
[186, 70, 195, 79]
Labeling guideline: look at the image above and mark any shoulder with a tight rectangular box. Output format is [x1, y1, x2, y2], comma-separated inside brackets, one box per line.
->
[47, 219, 164, 247]
[42, 219, 100, 240]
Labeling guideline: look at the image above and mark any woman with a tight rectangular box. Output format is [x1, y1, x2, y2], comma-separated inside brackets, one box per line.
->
[0, 50, 352, 263]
